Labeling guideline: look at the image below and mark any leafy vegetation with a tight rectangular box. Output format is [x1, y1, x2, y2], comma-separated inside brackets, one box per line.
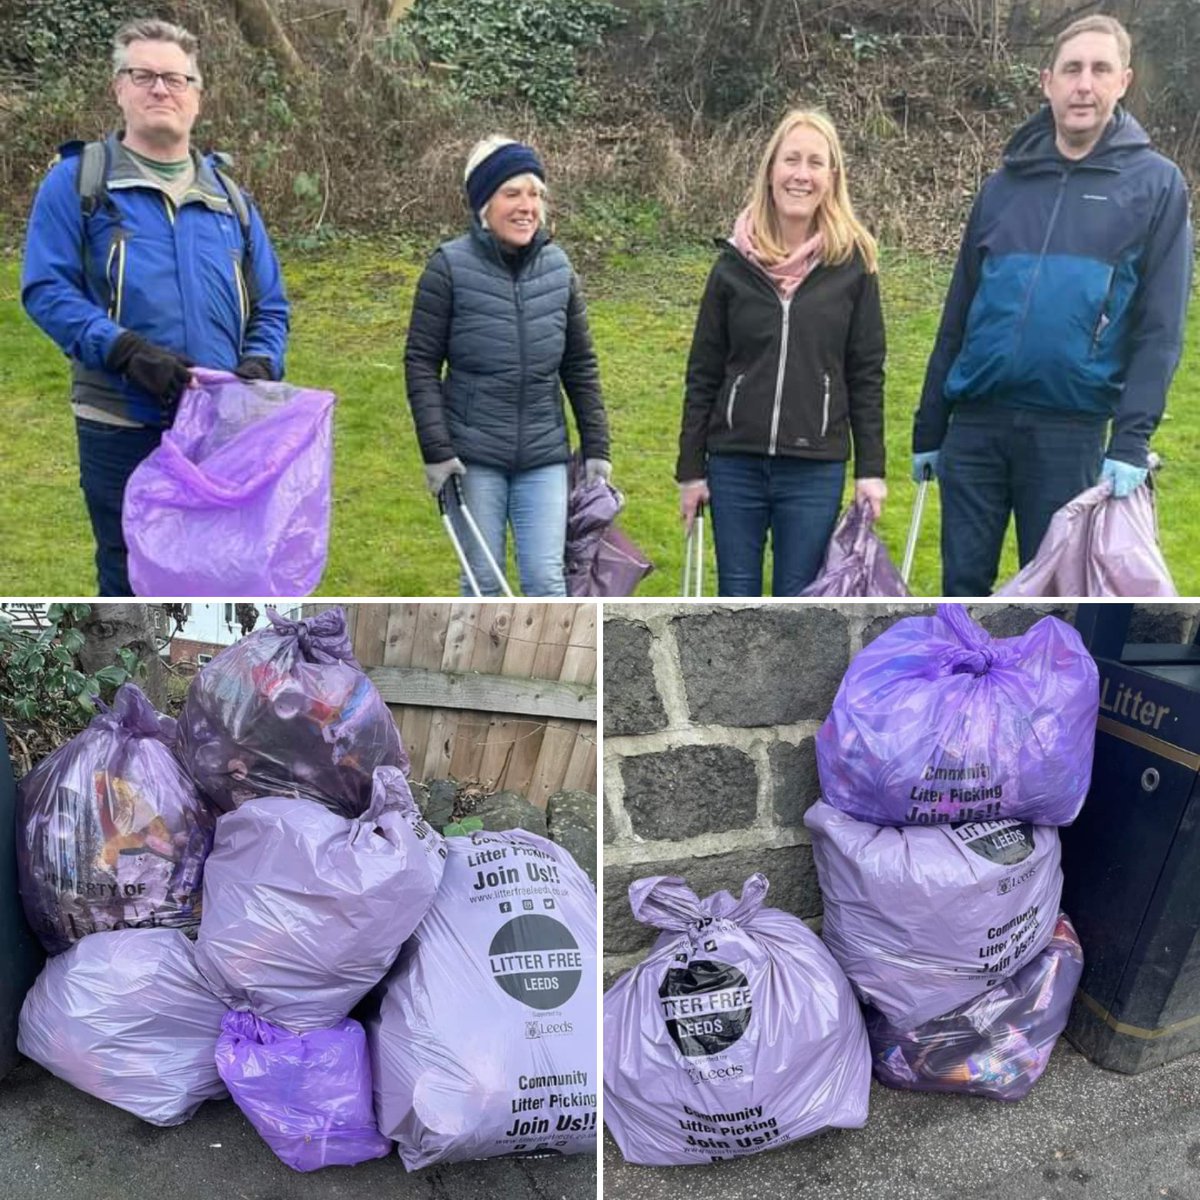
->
[0, 603, 135, 721]
[404, 0, 623, 120]
[0, 0, 137, 79]
[0, 602, 141, 776]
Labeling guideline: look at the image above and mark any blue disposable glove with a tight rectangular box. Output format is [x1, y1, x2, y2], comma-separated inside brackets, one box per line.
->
[911, 450, 940, 483]
[1101, 458, 1148, 498]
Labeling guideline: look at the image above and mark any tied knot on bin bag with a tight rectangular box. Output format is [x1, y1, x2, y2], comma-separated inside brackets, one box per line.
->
[630, 873, 769, 933]
[267, 606, 359, 667]
[933, 605, 1003, 678]
[97, 681, 176, 742]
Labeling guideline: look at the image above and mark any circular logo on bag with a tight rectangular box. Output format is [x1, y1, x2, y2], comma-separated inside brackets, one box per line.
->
[955, 820, 1035, 865]
[487, 915, 583, 1010]
[659, 959, 752, 1058]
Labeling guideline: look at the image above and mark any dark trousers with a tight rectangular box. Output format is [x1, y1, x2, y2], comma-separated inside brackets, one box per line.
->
[708, 453, 846, 596]
[76, 419, 162, 596]
[939, 404, 1106, 597]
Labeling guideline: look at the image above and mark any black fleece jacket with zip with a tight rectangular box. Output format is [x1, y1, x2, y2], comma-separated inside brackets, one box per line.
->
[676, 241, 886, 482]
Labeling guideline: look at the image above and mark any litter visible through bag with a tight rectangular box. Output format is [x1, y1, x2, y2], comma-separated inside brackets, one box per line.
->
[565, 461, 653, 597]
[800, 499, 908, 597]
[816, 604, 1099, 827]
[995, 478, 1176, 597]
[177, 607, 408, 817]
[123, 368, 336, 596]
[604, 873, 870, 1166]
[17, 682, 213, 955]
[866, 913, 1084, 1101]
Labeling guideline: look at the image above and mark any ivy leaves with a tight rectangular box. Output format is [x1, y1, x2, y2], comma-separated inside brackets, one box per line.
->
[406, 0, 622, 121]
[0, 605, 137, 729]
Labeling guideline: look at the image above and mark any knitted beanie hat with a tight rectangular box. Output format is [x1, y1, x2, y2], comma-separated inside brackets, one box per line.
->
[464, 139, 545, 213]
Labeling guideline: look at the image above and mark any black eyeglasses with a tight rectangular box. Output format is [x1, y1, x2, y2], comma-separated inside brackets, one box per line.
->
[116, 67, 199, 94]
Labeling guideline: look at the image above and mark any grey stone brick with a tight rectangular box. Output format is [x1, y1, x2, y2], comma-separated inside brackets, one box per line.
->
[1128, 605, 1194, 645]
[419, 778, 457, 832]
[478, 790, 547, 836]
[546, 789, 596, 883]
[975, 604, 1073, 640]
[603, 844, 822, 955]
[673, 608, 849, 726]
[861, 607, 937, 647]
[770, 737, 820, 826]
[622, 744, 757, 840]
[604, 620, 667, 736]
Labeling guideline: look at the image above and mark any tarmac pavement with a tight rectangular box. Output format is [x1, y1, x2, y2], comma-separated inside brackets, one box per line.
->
[602, 1039, 1200, 1200]
[0, 1057, 595, 1200]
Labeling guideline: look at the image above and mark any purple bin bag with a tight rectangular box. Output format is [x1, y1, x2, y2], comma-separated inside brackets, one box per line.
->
[867, 913, 1084, 1101]
[806, 801, 1063, 1027]
[604, 874, 870, 1167]
[565, 472, 654, 597]
[195, 767, 445, 1033]
[816, 604, 1099, 826]
[367, 829, 597, 1170]
[215, 1011, 392, 1171]
[17, 682, 214, 955]
[17, 928, 227, 1125]
[995, 479, 1176, 597]
[799, 500, 909, 597]
[177, 607, 408, 817]
[123, 368, 336, 596]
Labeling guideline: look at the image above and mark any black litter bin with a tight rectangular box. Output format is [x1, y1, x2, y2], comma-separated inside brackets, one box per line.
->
[1062, 605, 1200, 1073]
[0, 726, 45, 1079]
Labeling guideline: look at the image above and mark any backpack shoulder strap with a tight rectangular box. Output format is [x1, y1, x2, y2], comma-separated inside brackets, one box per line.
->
[208, 151, 252, 243]
[74, 139, 112, 217]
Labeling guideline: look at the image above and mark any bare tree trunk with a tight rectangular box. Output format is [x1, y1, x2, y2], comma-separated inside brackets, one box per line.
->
[231, 0, 307, 78]
[388, 0, 418, 25]
[76, 605, 167, 710]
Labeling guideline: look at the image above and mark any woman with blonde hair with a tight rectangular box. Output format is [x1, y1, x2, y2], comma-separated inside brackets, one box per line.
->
[676, 109, 886, 595]
[405, 135, 611, 595]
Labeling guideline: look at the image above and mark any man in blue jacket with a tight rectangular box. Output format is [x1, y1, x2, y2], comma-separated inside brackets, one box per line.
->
[912, 14, 1191, 596]
[21, 18, 290, 596]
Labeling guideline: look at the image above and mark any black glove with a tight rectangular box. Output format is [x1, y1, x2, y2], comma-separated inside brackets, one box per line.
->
[107, 332, 193, 410]
[233, 355, 274, 382]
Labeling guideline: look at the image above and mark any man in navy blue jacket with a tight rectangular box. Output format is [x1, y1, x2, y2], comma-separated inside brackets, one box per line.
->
[21, 18, 290, 596]
[912, 14, 1191, 596]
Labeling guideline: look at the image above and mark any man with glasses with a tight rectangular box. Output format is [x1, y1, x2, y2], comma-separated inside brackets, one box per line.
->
[21, 18, 290, 595]
[911, 14, 1191, 596]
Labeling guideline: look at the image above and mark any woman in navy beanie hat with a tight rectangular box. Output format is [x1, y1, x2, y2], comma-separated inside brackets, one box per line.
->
[405, 135, 612, 596]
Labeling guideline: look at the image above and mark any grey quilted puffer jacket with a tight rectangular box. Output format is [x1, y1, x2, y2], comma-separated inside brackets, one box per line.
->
[404, 223, 610, 471]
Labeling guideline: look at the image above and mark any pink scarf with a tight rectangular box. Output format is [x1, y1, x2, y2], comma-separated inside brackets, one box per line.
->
[732, 207, 823, 298]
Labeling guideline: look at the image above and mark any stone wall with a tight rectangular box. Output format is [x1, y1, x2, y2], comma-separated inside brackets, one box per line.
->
[602, 601, 1199, 982]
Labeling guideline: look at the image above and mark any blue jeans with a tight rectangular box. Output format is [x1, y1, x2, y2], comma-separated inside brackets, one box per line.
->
[452, 462, 569, 596]
[76, 418, 163, 596]
[707, 453, 846, 596]
[939, 403, 1107, 596]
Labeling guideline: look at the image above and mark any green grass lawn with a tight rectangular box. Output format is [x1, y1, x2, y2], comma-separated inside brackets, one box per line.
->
[2, 238, 1198, 597]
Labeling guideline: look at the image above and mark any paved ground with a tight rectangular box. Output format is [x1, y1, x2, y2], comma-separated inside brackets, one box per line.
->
[603, 1040, 1200, 1200]
[0, 1058, 594, 1200]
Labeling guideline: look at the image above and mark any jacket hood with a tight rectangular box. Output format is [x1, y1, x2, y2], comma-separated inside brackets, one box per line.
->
[1003, 104, 1151, 171]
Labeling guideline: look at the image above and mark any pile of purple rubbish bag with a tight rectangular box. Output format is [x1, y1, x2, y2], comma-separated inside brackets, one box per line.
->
[14, 608, 597, 1173]
[604, 606, 1098, 1166]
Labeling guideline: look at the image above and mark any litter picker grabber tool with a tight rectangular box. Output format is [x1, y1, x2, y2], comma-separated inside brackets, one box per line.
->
[901, 464, 933, 587]
[681, 502, 706, 597]
[437, 476, 514, 597]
